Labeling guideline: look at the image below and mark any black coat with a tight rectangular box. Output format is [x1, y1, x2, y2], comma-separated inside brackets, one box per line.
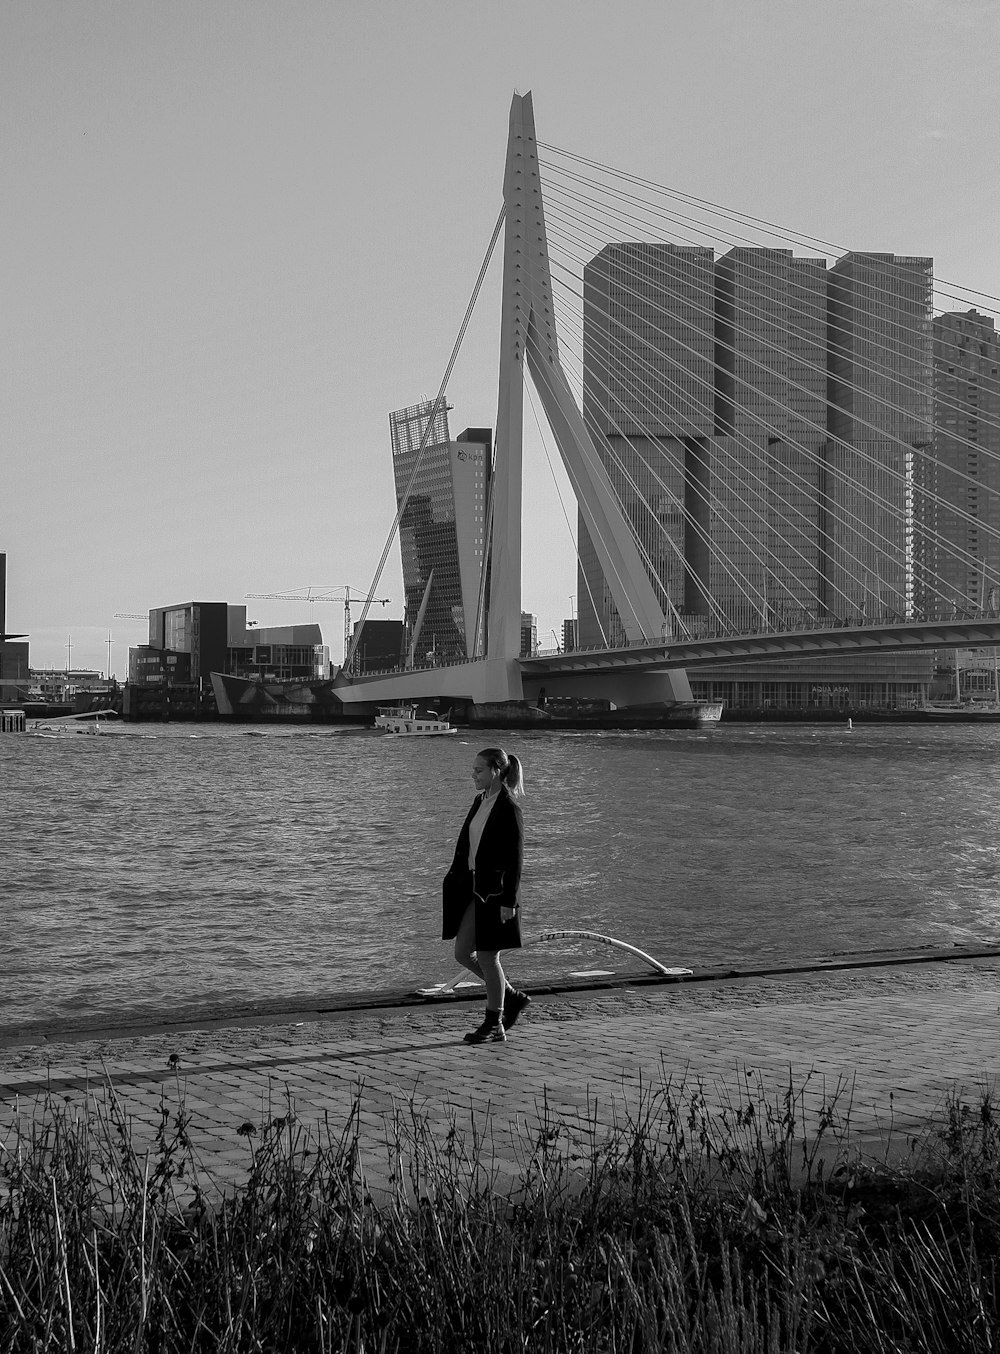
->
[442, 784, 523, 951]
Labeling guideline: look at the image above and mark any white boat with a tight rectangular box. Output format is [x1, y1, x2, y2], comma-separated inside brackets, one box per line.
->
[921, 698, 1000, 720]
[29, 709, 125, 736]
[922, 648, 1000, 718]
[374, 704, 456, 737]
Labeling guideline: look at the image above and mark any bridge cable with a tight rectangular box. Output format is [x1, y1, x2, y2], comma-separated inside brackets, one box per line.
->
[553, 268, 995, 621]
[539, 170, 1000, 459]
[551, 259, 983, 616]
[346, 204, 506, 673]
[522, 376, 611, 648]
[543, 216, 1000, 610]
[537, 140, 1000, 312]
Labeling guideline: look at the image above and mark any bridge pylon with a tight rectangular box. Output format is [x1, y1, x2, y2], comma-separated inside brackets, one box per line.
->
[335, 93, 693, 714]
[488, 92, 671, 686]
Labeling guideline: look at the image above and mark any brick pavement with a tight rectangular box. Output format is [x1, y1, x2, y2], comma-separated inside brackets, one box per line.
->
[1, 957, 998, 1203]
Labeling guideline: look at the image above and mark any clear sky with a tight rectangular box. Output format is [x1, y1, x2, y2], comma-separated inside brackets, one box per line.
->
[4, 0, 998, 673]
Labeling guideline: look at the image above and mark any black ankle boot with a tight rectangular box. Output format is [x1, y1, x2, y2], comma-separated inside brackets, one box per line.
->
[503, 989, 532, 1030]
[464, 1008, 506, 1044]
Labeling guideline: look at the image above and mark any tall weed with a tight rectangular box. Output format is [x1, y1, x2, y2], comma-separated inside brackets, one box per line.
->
[0, 1069, 997, 1351]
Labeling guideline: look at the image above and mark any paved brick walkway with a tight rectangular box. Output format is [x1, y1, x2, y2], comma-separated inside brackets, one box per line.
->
[2, 957, 998, 1201]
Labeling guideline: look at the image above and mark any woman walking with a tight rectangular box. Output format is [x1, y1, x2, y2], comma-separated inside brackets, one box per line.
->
[442, 746, 531, 1044]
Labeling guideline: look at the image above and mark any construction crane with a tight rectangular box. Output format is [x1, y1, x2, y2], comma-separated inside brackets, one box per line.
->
[244, 587, 390, 672]
[113, 613, 148, 621]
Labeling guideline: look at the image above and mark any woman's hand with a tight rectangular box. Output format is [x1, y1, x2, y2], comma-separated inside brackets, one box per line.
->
[500, 906, 516, 924]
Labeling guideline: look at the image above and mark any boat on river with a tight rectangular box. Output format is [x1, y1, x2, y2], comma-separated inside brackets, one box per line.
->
[921, 650, 1000, 719]
[920, 697, 1000, 720]
[374, 704, 457, 736]
[28, 709, 125, 736]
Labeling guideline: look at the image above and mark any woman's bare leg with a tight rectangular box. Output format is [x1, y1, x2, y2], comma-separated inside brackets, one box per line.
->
[454, 903, 487, 982]
[476, 949, 506, 1013]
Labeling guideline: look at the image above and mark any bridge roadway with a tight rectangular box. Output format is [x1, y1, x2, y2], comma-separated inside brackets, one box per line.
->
[521, 615, 1000, 675]
[337, 615, 1000, 703]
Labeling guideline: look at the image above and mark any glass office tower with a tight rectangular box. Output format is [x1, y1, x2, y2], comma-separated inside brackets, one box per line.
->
[389, 400, 491, 663]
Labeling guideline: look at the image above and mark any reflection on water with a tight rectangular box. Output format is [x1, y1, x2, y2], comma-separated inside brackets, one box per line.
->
[3, 722, 1000, 1031]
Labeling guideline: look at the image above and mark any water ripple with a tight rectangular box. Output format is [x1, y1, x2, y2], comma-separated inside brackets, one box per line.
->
[3, 722, 1000, 1030]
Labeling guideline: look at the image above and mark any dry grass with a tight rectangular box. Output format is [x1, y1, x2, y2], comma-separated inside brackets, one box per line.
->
[1, 1069, 998, 1351]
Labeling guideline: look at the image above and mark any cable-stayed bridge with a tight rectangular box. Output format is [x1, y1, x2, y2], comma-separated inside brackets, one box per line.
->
[337, 92, 1000, 714]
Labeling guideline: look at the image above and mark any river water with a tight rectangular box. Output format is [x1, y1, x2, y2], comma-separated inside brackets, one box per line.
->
[3, 722, 1000, 1035]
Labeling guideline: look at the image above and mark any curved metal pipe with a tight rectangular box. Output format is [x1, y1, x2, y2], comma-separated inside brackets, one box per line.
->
[534, 928, 690, 977]
[415, 928, 690, 997]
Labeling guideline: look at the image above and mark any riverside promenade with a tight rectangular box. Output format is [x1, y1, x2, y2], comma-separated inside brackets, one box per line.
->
[1, 950, 998, 1199]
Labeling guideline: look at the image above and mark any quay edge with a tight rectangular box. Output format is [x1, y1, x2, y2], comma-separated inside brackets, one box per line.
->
[209, 672, 722, 730]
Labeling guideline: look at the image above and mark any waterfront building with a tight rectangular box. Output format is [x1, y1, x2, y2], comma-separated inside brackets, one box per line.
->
[687, 653, 930, 714]
[580, 244, 715, 646]
[225, 622, 328, 681]
[348, 618, 405, 674]
[916, 310, 1000, 691]
[823, 252, 934, 620]
[0, 552, 30, 703]
[129, 604, 327, 687]
[28, 669, 110, 702]
[578, 245, 936, 709]
[711, 248, 828, 630]
[581, 243, 833, 637]
[132, 603, 234, 688]
[389, 401, 492, 663]
[520, 612, 537, 658]
[921, 310, 1000, 614]
[0, 632, 29, 703]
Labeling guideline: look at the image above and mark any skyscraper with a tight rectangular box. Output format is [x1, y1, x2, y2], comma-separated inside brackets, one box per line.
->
[579, 244, 936, 637]
[710, 247, 828, 629]
[389, 400, 491, 663]
[921, 310, 1000, 614]
[581, 243, 715, 645]
[822, 253, 934, 619]
[580, 243, 832, 638]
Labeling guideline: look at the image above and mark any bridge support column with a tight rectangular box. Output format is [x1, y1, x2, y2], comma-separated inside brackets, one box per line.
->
[520, 668, 693, 708]
[332, 658, 523, 706]
[489, 92, 666, 663]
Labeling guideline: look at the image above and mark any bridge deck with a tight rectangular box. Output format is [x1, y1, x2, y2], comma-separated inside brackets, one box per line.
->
[520, 617, 1000, 674]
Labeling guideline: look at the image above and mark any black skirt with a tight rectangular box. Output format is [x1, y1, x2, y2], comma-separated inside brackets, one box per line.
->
[442, 867, 523, 951]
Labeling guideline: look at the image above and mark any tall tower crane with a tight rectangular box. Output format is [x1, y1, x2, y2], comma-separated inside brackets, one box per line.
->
[243, 587, 390, 673]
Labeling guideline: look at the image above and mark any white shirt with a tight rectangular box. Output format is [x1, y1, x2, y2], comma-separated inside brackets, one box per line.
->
[468, 791, 500, 870]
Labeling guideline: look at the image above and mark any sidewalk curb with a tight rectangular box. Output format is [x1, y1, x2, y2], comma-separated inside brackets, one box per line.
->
[4, 944, 998, 1050]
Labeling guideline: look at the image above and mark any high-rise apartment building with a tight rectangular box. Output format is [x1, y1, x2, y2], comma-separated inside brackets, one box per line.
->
[389, 400, 491, 663]
[579, 244, 936, 640]
[710, 248, 828, 629]
[921, 310, 1000, 614]
[580, 243, 715, 645]
[823, 253, 934, 619]
[580, 244, 833, 639]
